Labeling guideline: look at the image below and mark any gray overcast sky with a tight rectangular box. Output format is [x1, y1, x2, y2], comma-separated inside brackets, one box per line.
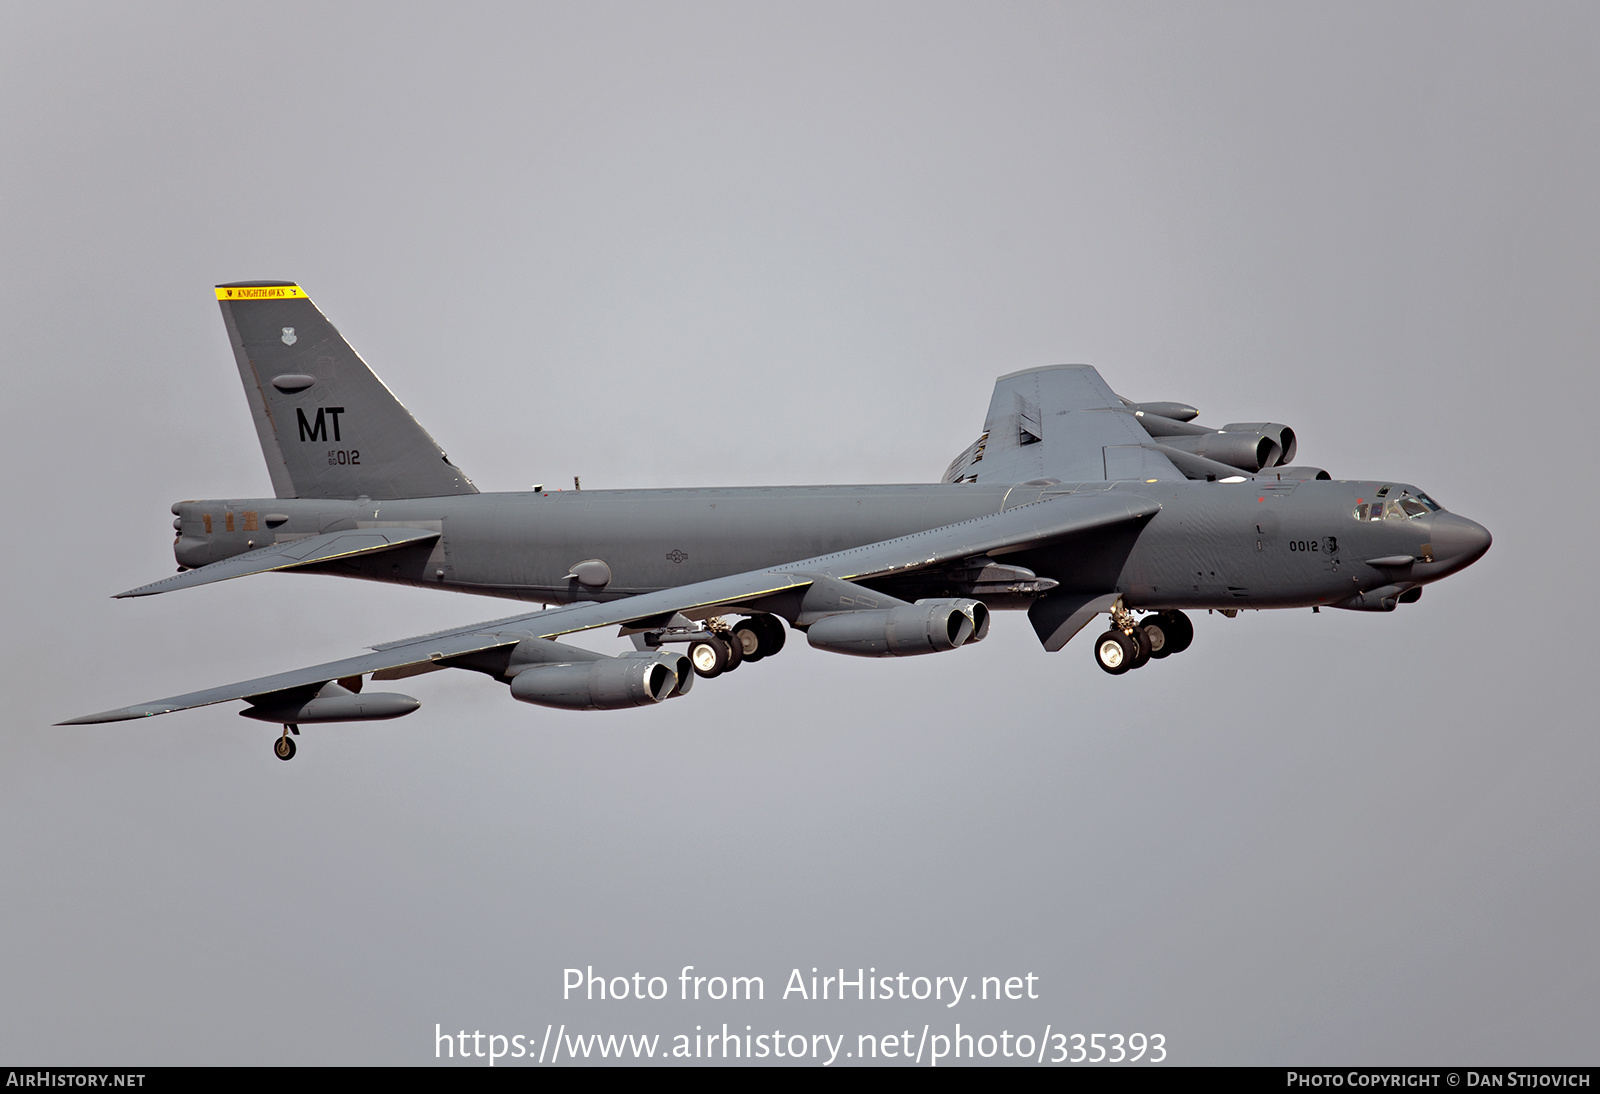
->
[2, 1, 1596, 1065]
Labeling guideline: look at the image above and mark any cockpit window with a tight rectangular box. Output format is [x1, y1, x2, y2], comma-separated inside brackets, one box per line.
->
[1352, 489, 1441, 522]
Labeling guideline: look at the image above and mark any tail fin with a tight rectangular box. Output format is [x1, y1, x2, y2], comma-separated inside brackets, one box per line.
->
[215, 281, 477, 500]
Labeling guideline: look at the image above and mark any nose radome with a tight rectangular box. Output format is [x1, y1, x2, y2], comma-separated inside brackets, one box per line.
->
[1429, 512, 1492, 565]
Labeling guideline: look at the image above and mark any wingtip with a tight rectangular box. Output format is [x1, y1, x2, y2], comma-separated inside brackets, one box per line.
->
[113, 580, 169, 598]
[56, 708, 153, 725]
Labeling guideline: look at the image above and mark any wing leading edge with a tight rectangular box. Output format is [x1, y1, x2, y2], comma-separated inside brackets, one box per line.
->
[61, 489, 1159, 725]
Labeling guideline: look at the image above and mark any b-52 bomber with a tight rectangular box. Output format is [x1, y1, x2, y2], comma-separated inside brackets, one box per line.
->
[62, 282, 1492, 759]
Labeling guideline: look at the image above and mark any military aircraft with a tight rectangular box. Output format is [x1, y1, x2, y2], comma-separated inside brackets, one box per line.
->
[61, 281, 1492, 759]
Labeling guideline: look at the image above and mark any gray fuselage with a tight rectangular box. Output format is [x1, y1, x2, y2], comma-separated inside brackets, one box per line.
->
[170, 477, 1487, 615]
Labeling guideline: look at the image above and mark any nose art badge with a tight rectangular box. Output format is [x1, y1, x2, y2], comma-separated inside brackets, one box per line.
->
[281, 327, 297, 345]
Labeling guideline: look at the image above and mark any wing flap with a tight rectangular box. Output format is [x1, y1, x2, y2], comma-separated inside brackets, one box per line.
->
[114, 527, 441, 598]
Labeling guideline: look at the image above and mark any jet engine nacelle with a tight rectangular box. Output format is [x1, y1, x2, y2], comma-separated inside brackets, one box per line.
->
[621, 650, 695, 697]
[1221, 422, 1297, 466]
[509, 658, 678, 710]
[240, 681, 420, 723]
[1161, 430, 1283, 472]
[806, 599, 989, 658]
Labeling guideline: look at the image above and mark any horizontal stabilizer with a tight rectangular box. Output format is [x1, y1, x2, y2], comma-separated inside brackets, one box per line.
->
[114, 528, 441, 598]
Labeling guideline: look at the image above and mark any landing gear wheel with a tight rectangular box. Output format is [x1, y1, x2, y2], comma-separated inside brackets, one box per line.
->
[1150, 610, 1193, 655]
[720, 630, 743, 671]
[1094, 630, 1137, 675]
[1142, 617, 1172, 658]
[1129, 625, 1153, 668]
[274, 733, 297, 761]
[732, 621, 764, 662]
[750, 614, 785, 657]
[732, 615, 787, 661]
[688, 637, 731, 678]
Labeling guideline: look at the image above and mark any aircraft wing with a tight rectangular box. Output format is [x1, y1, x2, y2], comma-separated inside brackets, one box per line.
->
[60, 489, 1157, 725]
[943, 365, 1184, 484]
[114, 527, 441, 598]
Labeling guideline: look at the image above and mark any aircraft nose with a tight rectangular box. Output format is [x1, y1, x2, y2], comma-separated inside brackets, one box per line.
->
[1429, 512, 1492, 566]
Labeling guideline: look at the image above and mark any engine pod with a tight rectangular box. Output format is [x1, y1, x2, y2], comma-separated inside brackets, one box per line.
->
[1221, 423, 1296, 466]
[509, 659, 676, 710]
[1161, 431, 1282, 472]
[621, 650, 694, 697]
[806, 599, 988, 657]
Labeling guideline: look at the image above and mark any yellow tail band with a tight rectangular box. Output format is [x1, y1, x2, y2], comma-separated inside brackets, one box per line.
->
[215, 285, 306, 301]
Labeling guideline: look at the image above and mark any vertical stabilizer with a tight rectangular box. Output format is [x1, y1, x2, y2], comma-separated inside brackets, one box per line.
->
[216, 281, 477, 500]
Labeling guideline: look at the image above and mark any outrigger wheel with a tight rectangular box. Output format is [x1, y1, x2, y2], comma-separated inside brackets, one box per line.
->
[274, 725, 298, 761]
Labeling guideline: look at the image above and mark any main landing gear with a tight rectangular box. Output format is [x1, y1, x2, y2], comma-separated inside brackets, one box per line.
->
[1093, 604, 1193, 676]
[274, 724, 299, 761]
[685, 614, 788, 679]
